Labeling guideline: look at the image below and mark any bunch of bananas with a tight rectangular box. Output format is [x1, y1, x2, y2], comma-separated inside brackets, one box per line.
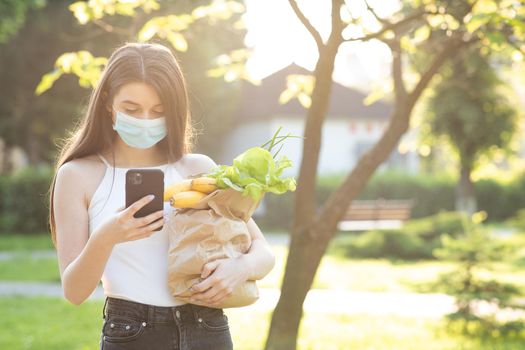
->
[164, 177, 218, 209]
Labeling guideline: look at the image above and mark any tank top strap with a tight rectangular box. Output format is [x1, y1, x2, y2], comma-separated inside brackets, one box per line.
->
[97, 153, 111, 168]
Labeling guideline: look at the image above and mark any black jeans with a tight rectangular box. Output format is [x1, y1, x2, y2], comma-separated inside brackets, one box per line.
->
[99, 296, 234, 350]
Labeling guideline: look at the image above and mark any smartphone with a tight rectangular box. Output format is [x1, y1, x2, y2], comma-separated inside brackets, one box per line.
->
[125, 169, 164, 231]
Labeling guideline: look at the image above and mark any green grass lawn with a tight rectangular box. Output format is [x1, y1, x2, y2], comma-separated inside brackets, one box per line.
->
[0, 296, 524, 350]
[2, 233, 525, 294]
[0, 233, 54, 251]
[0, 255, 60, 282]
[1, 233, 525, 349]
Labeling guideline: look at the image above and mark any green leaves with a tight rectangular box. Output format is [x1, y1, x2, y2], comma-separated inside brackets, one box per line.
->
[69, 0, 160, 25]
[260, 126, 304, 158]
[43, 0, 249, 91]
[191, 0, 245, 21]
[465, 13, 492, 33]
[462, 0, 525, 54]
[35, 68, 62, 96]
[206, 48, 257, 83]
[205, 128, 300, 201]
[426, 45, 518, 170]
[137, 15, 193, 52]
[278, 74, 315, 108]
[0, 0, 45, 44]
[35, 51, 108, 95]
[208, 146, 297, 202]
[429, 210, 523, 334]
[68, 0, 245, 54]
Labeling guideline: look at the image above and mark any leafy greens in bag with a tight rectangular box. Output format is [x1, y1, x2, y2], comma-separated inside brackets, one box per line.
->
[200, 126, 300, 201]
[206, 146, 296, 202]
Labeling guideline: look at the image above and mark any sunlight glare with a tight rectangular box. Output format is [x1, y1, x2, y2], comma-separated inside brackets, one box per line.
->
[243, 0, 401, 92]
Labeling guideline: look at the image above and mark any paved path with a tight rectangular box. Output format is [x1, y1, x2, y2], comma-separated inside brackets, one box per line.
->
[4, 281, 524, 320]
[0, 250, 56, 261]
[0, 281, 457, 317]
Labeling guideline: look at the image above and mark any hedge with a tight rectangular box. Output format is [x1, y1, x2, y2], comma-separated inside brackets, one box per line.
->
[1, 166, 524, 235]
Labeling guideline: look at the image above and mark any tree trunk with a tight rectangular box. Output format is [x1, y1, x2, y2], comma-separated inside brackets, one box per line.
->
[263, 4, 463, 349]
[455, 163, 477, 216]
[263, 226, 330, 349]
[264, 108, 410, 350]
[264, 2, 343, 346]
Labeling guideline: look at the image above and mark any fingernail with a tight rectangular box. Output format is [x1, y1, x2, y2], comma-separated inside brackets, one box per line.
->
[149, 195, 155, 200]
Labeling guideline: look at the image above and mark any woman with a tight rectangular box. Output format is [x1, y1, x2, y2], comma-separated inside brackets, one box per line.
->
[49, 42, 276, 350]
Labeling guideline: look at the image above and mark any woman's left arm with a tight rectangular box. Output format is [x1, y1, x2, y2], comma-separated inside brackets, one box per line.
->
[237, 217, 276, 280]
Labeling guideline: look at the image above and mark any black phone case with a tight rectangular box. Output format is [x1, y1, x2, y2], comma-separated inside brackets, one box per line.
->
[125, 169, 164, 231]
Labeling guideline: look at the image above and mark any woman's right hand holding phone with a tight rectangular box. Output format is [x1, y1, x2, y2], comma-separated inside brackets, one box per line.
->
[93, 194, 165, 246]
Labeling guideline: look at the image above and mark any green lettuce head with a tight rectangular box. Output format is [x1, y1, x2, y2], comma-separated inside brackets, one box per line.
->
[207, 146, 296, 201]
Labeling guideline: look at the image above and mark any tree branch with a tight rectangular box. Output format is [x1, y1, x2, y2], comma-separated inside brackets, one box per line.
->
[342, 1, 360, 25]
[58, 28, 107, 43]
[390, 40, 407, 103]
[363, 0, 388, 25]
[408, 35, 471, 106]
[288, 0, 324, 52]
[330, 0, 345, 45]
[344, 8, 426, 42]
[92, 19, 129, 36]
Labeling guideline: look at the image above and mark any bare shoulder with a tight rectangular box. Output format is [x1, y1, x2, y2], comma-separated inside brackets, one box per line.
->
[56, 155, 106, 208]
[58, 154, 104, 173]
[178, 153, 219, 176]
[56, 158, 90, 188]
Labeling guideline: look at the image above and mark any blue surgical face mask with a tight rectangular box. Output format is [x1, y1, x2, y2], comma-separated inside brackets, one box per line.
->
[112, 109, 167, 149]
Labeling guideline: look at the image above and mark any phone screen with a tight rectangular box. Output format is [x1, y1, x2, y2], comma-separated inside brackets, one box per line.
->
[125, 169, 164, 230]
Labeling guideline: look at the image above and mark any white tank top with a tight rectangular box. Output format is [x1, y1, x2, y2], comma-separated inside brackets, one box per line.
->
[88, 153, 187, 306]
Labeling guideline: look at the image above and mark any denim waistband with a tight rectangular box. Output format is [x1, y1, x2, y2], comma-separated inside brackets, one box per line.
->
[102, 296, 217, 324]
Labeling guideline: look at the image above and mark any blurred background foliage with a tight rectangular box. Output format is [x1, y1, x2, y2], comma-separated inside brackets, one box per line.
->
[0, 0, 246, 169]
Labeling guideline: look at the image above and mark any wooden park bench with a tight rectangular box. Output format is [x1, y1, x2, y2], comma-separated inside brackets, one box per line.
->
[337, 198, 415, 231]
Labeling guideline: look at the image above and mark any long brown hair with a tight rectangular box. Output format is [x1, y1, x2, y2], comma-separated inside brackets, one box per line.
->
[48, 42, 196, 248]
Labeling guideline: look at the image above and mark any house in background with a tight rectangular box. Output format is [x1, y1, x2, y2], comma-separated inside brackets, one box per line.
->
[218, 63, 421, 217]
[219, 63, 420, 178]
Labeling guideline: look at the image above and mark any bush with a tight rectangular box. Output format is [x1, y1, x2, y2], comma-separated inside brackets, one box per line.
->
[2, 165, 525, 236]
[505, 208, 525, 232]
[255, 190, 295, 231]
[344, 230, 385, 259]
[405, 211, 466, 239]
[345, 229, 426, 260]
[261, 171, 460, 232]
[260, 169, 525, 232]
[428, 218, 524, 337]
[339, 211, 468, 260]
[357, 172, 457, 219]
[0, 165, 53, 234]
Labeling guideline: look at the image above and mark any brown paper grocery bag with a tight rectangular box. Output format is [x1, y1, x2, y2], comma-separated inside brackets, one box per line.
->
[167, 188, 264, 308]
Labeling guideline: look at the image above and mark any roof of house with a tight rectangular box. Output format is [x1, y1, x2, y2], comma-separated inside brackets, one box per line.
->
[233, 63, 392, 123]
